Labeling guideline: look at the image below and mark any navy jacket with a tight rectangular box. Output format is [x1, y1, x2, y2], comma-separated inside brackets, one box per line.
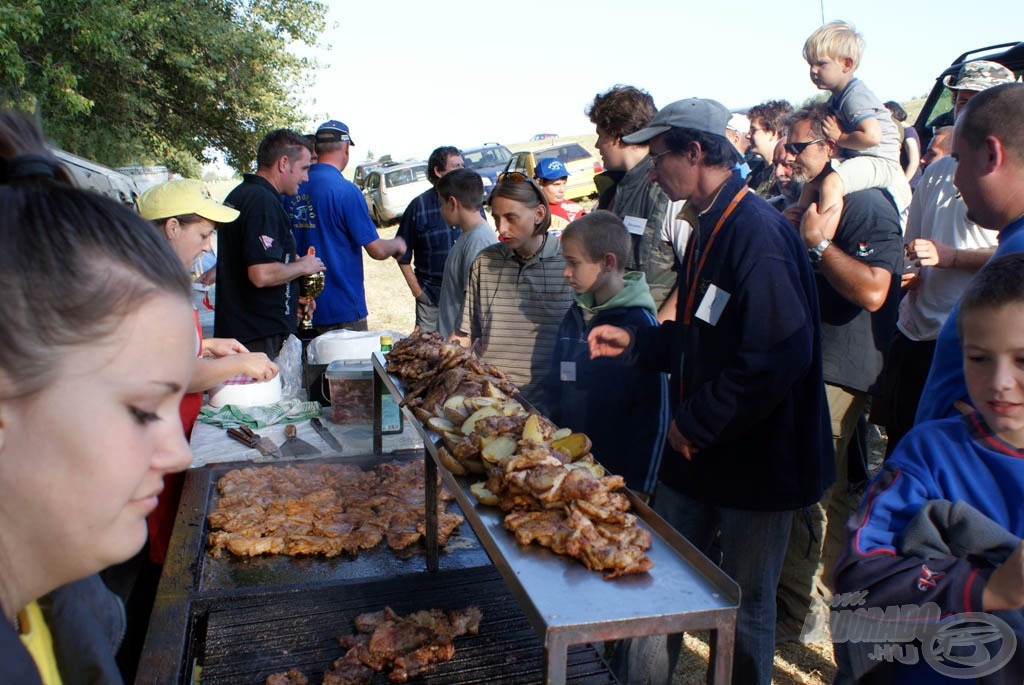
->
[548, 273, 669, 494]
[633, 175, 834, 510]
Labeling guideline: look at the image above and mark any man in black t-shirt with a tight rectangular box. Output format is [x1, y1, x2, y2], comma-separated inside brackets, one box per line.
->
[215, 129, 324, 357]
[776, 102, 903, 641]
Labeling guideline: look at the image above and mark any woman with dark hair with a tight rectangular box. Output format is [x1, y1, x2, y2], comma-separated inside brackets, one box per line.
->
[451, 172, 573, 413]
[0, 110, 195, 684]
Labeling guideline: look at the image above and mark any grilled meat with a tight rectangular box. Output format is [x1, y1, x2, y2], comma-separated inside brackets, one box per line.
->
[206, 461, 463, 558]
[265, 669, 308, 685]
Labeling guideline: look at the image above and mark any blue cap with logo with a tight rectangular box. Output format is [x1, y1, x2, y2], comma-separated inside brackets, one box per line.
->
[534, 157, 570, 181]
[315, 120, 354, 145]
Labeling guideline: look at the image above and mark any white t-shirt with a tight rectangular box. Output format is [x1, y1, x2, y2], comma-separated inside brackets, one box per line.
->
[660, 199, 692, 263]
[897, 156, 999, 341]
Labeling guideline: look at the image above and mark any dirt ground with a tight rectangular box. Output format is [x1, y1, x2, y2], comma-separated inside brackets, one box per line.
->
[361, 223, 895, 684]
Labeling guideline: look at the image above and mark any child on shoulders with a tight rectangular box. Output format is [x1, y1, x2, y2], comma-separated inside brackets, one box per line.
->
[800, 20, 911, 220]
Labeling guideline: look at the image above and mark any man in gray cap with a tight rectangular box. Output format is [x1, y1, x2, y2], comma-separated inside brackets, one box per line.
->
[874, 60, 1016, 448]
[590, 98, 833, 685]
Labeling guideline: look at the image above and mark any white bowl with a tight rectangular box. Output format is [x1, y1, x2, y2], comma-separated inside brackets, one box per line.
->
[208, 374, 282, 408]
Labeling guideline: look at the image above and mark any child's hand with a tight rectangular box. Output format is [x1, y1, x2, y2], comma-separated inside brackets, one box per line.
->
[237, 353, 278, 382]
[203, 337, 249, 357]
[983, 540, 1024, 611]
[823, 115, 842, 144]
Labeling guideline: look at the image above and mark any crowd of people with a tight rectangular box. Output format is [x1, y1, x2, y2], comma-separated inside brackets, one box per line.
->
[3, 16, 1024, 685]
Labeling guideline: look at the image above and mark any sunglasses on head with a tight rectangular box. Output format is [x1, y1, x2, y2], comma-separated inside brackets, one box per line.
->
[784, 138, 825, 155]
[496, 171, 545, 201]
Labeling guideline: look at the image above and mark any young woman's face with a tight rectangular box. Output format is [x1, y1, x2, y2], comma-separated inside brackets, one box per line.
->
[0, 293, 195, 589]
[490, 195, 545, 253]
[167, 217, 216, 268]
[962, 303, 1024, 448]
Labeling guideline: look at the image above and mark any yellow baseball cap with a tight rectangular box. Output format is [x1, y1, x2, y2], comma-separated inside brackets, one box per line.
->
[138, 179, 239, 223]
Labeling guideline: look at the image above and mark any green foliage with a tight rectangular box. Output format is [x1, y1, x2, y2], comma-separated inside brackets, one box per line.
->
[0, 0, 324, 172]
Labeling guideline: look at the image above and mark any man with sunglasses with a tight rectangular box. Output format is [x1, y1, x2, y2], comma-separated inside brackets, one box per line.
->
[590, 97, 833, 685]
[776, 101, 903, 643]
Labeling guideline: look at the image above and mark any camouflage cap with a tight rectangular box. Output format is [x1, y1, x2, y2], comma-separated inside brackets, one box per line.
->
[943, 60, 1017, 92]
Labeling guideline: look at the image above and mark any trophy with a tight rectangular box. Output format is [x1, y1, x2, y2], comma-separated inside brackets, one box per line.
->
[299, 246, 325, 331]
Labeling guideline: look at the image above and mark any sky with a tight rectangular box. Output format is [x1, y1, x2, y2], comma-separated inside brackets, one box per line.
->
[295, 0, 1023, 164]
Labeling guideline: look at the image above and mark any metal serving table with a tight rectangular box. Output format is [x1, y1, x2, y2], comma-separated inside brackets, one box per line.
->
[371, 353, 740, 685]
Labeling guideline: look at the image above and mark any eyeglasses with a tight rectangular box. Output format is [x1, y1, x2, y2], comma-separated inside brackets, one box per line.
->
[784, 138, 825, 155]
[649, 149, 675, 165]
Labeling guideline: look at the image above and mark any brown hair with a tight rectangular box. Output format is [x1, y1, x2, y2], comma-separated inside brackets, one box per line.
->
[488, 173, 552, 235]
[561, 210, 629, 271]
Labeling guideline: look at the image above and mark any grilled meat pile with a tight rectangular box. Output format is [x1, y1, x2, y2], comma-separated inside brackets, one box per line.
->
[385, 332, 652, 579]
[304, 605, 481, 684]
[206, 461, 463, 558]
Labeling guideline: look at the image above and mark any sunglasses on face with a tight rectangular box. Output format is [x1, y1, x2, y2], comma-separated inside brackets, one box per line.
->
[784, 138, 825, 155]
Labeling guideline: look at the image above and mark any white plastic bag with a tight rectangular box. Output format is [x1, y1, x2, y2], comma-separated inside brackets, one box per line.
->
[275, 334, 304, 400]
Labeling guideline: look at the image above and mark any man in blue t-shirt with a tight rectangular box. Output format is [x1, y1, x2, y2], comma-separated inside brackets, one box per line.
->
[288, 120, 406, 334]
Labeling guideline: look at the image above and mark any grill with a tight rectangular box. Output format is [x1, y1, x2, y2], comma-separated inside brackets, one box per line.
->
[156, 566, 616, 684]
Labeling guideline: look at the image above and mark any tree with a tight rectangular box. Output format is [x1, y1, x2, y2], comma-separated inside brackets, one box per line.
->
[0, 0, 325, 174]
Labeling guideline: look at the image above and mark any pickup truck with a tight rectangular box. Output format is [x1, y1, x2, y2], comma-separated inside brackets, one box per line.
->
[913, 41, 1024, 149]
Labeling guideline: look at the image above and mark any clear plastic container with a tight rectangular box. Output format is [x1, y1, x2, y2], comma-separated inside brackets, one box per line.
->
[324, 360, 373, 425]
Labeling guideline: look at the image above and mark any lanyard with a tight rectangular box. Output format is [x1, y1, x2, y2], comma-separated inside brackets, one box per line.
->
[682, 187, 749, 325]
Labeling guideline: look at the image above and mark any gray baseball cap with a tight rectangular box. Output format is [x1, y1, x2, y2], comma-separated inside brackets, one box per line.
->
[622, 98, 732, 144]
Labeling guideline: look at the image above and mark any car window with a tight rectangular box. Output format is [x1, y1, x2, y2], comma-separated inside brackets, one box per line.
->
[927, 89, 954, 130]
[366, 173, 380, 191]
[540, 143, 591, 164]
[463, 146, 512, 169]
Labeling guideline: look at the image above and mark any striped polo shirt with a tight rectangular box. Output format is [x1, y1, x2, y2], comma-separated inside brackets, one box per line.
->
[458, 234, 573, 411]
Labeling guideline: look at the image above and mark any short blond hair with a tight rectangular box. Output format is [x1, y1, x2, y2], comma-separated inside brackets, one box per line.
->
[803, 20, 864, 70]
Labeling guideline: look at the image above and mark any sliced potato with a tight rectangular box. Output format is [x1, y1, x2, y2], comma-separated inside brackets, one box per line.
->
[522, 413, 546, 443]
[427, 416, 457, 434]
[499, 400, 526, 417]
[462, 406, 501, 434]
[442, 395, 469, 423]
[470, 481, 499, 506]
[551, 433, 593, 460]
[566, 460, 606, 478]
[550, 427, 572, 442]
[459, 454, 487, 474]
[436, 446, 467, 475]
[412, 406, 435, 424]
[480, 435, 518, 466]
[466, 396, 501, 410]
[482, 380, 508, 399]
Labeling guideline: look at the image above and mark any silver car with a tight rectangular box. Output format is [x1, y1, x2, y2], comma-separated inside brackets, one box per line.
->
[361, 162, 431, 226]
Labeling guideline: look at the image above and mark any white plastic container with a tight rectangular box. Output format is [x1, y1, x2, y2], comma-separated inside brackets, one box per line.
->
[307, 329, 403, 365]
[208, 374, 282, 408]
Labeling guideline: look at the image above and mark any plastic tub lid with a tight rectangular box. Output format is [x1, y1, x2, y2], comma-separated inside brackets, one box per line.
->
[325, 359, 373, 379]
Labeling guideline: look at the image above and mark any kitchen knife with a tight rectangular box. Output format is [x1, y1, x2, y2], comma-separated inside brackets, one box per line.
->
[310, 418, 344, 454]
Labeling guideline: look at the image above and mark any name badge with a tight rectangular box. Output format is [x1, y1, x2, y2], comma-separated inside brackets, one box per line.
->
[695, 284, 731, 326]
[560, 361, 577, 382]
[623, 215, 646, 236]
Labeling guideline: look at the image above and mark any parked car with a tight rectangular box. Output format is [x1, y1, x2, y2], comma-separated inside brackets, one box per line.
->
[502, 139, 603, 201]
[52, 148, 139, 209]
[353, 160, 384, 189]
[913, 41, 1024, 150]
[459, 143, 513, 197]
[362, 161, 430, 226]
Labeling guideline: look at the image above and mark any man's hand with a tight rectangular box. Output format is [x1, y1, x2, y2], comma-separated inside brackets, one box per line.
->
[984, 540, 1024, 612]
[667, 422, 699, 460]
[800, 201, 842, 247]
[588, 325, 631, 359]
[236, 353, 279, 382]
[295, 251, 325, 276]
[906, 238, 956, 268]
[393, 236, 408, 260]
[297, 296, 316, 322]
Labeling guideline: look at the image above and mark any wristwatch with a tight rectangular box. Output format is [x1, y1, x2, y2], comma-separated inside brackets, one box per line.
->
[808, 238, 831, 264]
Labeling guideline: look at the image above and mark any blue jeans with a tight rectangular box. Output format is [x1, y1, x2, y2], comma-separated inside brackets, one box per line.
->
[613, 483, 793, 685]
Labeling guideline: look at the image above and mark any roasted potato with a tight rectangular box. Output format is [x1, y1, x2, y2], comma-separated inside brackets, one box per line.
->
[482, 381, 508, 399]
[442, 395, 469, 424]
[427, 416, 457, 435]
[470, 481, 500, 506]
[462, 406, 501, 434]
[436, 446, 467, 475]
[551, 433, 593, 460]
[480, 435, 518, 466]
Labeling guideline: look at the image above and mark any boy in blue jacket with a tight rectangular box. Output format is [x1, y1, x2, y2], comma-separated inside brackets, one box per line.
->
[547, 210, 669, 496]
[834, 253, 1024, 683]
